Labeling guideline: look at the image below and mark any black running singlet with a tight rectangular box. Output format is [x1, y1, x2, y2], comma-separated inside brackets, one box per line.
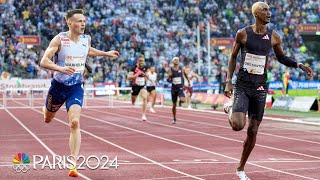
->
[238, 26, 273, 84]
[131, 65, 148, 87]
[171, 67, 184, 90]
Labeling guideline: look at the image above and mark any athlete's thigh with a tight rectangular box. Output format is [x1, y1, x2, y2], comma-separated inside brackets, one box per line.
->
[150, 89, 156, 97]
[233, 83, 249, 114]
[171, 89, 179, 103]
[46, 80, 67, 112]
[139, 88, 148, 99]
[67, 104, 82, 122]
[65, 84, 84, 112]
[178, 88, 186, 101]
[248, 85, 267, 121]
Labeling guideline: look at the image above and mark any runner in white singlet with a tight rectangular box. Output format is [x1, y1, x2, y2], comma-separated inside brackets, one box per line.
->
[146, 66, 157, 113]
[40, 9, 119, 178]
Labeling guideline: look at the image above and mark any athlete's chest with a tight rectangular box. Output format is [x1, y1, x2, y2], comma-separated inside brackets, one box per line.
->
[245, 34, 272, 53]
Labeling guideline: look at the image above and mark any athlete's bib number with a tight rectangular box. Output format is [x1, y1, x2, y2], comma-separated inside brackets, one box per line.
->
[136, 77, 145, 86]
[65, 54, 86, 73]
[173, 77, 182, 85]
[243, 53, 266, 75]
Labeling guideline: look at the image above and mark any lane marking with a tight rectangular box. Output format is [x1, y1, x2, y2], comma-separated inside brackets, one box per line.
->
[5, 109, 92, 180]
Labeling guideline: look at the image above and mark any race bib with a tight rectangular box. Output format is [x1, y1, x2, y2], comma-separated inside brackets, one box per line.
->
[65, 55, 86, 73]
[173, 77, 182, 85]
[136, 77, 145, 86]
[243, 53, 266, 75]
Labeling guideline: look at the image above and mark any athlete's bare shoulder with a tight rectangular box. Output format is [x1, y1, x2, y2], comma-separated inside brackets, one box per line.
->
[271, 30, 281, 46]
[50, 35, 62, 47]
[235, 27, 248, 45]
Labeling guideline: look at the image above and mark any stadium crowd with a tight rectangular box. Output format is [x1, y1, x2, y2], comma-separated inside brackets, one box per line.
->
[0, 0, 319, 86]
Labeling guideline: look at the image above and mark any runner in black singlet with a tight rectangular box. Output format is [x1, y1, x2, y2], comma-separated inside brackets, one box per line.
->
[223, 2, 313, 180]
[127, 54, 149, 121]
[167, 57, 186, 124]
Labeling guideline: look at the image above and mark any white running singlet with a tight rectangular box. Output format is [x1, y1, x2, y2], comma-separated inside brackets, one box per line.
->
[146, 72, 157, 87]
[54, 32, 89, 86]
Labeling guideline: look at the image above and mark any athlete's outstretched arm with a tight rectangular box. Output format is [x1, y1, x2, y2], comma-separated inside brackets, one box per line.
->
[224, 29, 245, 97]
[272, 31, 313, 77]
[87, 36, 119, 58]
[40, 35, 75, 75]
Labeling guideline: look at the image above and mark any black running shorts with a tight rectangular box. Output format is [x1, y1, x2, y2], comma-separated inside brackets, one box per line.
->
[171, 88, 185, 103]
[146, 86, 156, 93]
[131, 85, 145, 96]
[232, 81, 268, 121]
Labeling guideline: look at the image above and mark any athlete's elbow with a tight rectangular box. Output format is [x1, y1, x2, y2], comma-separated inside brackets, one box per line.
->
[39, 59, 46, 68]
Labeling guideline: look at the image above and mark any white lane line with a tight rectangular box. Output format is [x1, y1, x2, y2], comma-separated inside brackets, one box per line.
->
[82, 108, 318, 180]
[110, 108, 320, 160]
[141, 167, 320, 180]
[28, 108, 204, 180]
[1, 160, 320, 165]
[29, 101, 319, 180]
[135, 108, 320, 145]
[5, 109, 92, 180]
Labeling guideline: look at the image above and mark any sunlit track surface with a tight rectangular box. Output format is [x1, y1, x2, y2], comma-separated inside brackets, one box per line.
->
[0, 99, 319, 180]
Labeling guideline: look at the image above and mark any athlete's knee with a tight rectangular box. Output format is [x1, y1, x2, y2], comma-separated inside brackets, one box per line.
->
[70, 119, 80, 129]
[230, 114, 246, 131]
[43, 108, 55, 123]
[231, 124, 245, 131]
[172, 103, 177, 108]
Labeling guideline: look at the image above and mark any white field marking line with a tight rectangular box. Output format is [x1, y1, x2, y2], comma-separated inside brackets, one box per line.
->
[28, 108, 204, 180]
[31, 101, 320, 179]
[0, 133, 70, 137]
[1, 160, 320, 165]
[116, 108, 320, 158]
[160, 105, 320, 126]
[31, 102, 320, 159]
[267, 125, 320, 135]
[129, 108, 320, 145]
[82, 99, 320, 135]
[0, 137, 97, 142]
[141, 167, 320, 180]
[155, 107, 320, 127]
[93, 99, 320, 134]
[4, 109, 92, 180]
[84, 109, 318, 180]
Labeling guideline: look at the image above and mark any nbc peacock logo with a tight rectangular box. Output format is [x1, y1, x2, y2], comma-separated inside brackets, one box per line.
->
[12, 153, 31, 173]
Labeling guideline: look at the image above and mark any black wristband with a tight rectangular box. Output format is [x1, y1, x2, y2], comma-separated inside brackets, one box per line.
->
[276, 55, 298, 68]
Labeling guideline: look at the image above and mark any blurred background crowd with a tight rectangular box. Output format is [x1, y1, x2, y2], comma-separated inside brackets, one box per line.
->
[0, 0, 319, 88]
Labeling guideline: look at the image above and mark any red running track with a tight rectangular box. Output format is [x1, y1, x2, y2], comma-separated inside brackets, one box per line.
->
[0, 100, 319, 180]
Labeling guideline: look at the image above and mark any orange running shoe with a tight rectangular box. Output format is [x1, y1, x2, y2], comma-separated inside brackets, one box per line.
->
[68, 165, 78, 177]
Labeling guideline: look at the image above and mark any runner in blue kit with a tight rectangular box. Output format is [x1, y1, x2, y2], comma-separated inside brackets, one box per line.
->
[223, 2, 313, 180]
[167, 57, 187, 124]
[40, 9, 119, 177]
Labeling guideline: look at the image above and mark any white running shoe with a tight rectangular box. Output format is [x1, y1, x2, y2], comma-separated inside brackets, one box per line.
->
[224, 100, 233, 123]
[150, 107, 155, 113]
[236, 171, 250, 180]
[187, 105, 192, 109]
[223, 100, 233, 114]
[142, 115, 147, 121]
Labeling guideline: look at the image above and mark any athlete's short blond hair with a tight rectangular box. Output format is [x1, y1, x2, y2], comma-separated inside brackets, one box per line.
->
[251, 2, 267, 17]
